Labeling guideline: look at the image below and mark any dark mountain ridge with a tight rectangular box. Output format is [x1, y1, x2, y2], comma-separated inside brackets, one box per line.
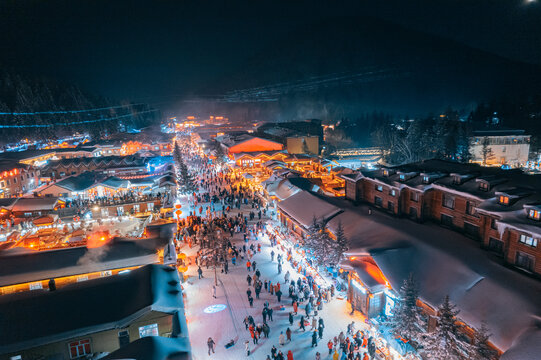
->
[194, 15, 541, 120]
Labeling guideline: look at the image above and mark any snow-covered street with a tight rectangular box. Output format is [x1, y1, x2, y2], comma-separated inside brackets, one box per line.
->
[182, 222, 367, 360]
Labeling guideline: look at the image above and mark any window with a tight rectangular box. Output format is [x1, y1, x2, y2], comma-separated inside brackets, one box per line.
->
[479, 182, 489, 191]
[6, 180, 9, 185]
[399, 174, 405, 180]
[410, 191, 419, 202]
[488, 238, 504, 254]
[388, 202, 394, 213]
[139, 323, 159, 337]
[464, 222, 480, 239]
[466, 201, 477, 216]
[24, 212, 32, 217]
[13, 178, 16, 184]
[442, 194, 454, 209]
[29, 282, 43, 290]
[389, 189, 396, 197]
[148, 202, 155, 211]
[515, 251, 535, 272]
[519, 234, 538, 247]
[499, 196, 510, 205]
[118, 330, 130, 347]
[490, 218, 498, 230]
[422, 176, 430, 184]
[528, 209, 541, 221]
[374, 196, 383, 207]
[0, 181, 4, 187]
[452, 176, 461, 185]
[441, 214, 453, 227]
[133, 204, 140, 213]
[68, 339, 92, 359]
[375, 185, 383, 192]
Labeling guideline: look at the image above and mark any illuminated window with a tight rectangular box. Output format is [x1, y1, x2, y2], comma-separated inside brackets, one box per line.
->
[139, 323, 159, 337]
[389, 189, 396, 196]
[519, 234, 538, 247]
[399, 174, 405, 180]
[422, 176, 430, 183]
[479, 182, 489, 191]
[499, 196, 509, 205]
[375, 185, 383, 192]
[68, 339, 91, 359]
[528, 209, 540, 221]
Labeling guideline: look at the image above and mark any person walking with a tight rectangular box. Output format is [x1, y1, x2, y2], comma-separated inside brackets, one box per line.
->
[207, 337, 215, 355]
[271, 250, 275, 261]
[293, 301, 298, 314]
[299, 315, 306, 331]
[279, 331, 286, 346]
[197, 266, 203, 279]
[318, 322, 324, 339]
[311, 317, 317, 330]
[315, 352, 321, 360]
[268, 307, 274, 321]
[271, 345, 277, 359]
[286, 327, 292, 342]
[327, 340, 333, 355]
[212, 285, 216, 298]
[246, 260, 251, 272]
[311, 330, 318, 347]
[247, 274, 252, 286]
[276, 289, 282, 302]
[287, 350, 294, 360]
[288, 312, 294, 326]
[244, 340, 250, 356]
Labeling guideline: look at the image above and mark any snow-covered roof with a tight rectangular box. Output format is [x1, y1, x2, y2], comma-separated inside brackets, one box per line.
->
[326, 207, 541, 353]
[277, 191, 342, 228]
[0, 236, 169, 287]
[500, 327, 541, 360]
[0, 264, 184, 354]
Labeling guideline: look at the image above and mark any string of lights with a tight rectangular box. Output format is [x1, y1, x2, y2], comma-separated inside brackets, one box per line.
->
[0, 109, 158, 128]
[0, 103, 146, 116]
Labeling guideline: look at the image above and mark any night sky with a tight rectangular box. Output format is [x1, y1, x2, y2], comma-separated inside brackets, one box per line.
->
[1, 0, 540, 105]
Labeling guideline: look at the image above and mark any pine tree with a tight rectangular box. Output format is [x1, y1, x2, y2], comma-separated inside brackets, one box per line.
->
[386, 274, 422, 343]
[422, 295, 473, 360]
[329, 221, 348, 266]
[470, 322, 498, 360]
[178, 161, 198, 195]
[213, 142, 226, 166]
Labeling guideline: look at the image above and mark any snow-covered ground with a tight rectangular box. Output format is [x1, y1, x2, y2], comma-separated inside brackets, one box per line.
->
[181, 207, 368, 360]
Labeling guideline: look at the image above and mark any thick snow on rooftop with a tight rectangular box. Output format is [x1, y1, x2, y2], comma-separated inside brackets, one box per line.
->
[324, 206, 541, 352]
[277, 191, 342, 228]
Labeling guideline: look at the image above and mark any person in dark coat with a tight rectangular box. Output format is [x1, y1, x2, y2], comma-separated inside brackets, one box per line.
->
[311, 330, 318, 347]
[288, 312, 294, 326]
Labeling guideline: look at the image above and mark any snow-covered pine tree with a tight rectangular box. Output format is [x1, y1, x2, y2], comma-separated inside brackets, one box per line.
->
[178, 160, 198, 195]
[387, 273, 422, 343]
[470, 322, 498, 360]
[330, 220, 348, 266]
[422, 295, 473, 360]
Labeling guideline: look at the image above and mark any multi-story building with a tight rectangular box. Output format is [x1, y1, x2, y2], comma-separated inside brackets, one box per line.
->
[0, 160, 40, 198]
[470, 129, 530, 168]
[343, 159, 541, 277]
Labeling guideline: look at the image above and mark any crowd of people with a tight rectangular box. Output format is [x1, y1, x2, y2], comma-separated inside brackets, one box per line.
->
[175, 139, 382, 359]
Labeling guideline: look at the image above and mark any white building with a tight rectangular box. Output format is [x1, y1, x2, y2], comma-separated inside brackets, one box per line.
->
[470, 129, 530, 168]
